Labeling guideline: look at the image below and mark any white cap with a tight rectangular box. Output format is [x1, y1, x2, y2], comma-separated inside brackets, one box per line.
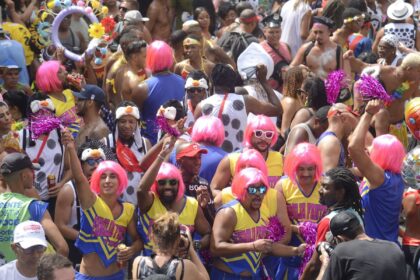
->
[13, 221, 47, 249]
[124, 10, 149, 22]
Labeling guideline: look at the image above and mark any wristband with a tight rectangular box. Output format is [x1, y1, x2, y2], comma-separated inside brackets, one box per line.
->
[157, 154, 165, 161]
[252, 242, 256, 251]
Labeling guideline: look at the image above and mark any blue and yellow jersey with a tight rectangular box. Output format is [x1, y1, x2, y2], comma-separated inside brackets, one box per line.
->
[76, 196, 134, 267]
[228, 151, 283, 188]
[220, 187, 278, 218]
[49, 89, 82, 138]
[137, 194, 198, 255]
[219, 200, 271, 275]
[281, 177, 327, 223]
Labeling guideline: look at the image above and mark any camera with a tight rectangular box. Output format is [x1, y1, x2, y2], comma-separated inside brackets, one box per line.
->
[317, 242, 335, 256]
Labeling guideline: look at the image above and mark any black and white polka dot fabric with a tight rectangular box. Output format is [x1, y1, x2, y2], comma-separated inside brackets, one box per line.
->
[384, 23, 416, 50]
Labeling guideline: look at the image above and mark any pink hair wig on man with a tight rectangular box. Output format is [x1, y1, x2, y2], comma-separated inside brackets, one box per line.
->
[151, 162, 186, 201]
[234, 148, 268, 176]
[146, 41, 174, 74]
[35, 60, 63, 94]
[243, 115, 278, 148]
[191, 116, 225, 147]
[370, 134, 405, 174]
[232, 167, 269, 201]
[90, 161, 128, 196]
[284, 143, 323, 185]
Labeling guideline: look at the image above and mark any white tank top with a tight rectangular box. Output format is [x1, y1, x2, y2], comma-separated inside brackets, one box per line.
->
[284, 123, 317, 155]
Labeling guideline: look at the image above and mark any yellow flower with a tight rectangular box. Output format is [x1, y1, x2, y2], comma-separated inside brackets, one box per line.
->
[88, 23, 105, 39]
[101, 6, 108, 15]
[47, 1, 55, 9]
[41, 12, 48, 21]
[91, 0, 100, 9]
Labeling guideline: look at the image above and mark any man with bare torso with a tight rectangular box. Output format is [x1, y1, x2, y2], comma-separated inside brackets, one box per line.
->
[291, 16, 344, 79]
[146, 0, 174, 42]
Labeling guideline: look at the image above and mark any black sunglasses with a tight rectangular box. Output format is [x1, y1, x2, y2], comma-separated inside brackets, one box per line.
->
[187, 87, 206, 94]
[84, 158, 104, 166]
[157, 179, 178, 186]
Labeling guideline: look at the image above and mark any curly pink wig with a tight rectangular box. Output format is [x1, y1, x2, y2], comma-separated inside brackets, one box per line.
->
[90, 161, 128, 196]
[370, 134, 405, 173]
[234, 148, 268, 176]
[191, 116, 225, 147]
[146, 41, 174, 74]
[231, 167, 269, 201]
[151, 162, 185, 201]
[243, 115, 278, 148]
[35, 61, 64, 93]
[284, 143, 322, 185]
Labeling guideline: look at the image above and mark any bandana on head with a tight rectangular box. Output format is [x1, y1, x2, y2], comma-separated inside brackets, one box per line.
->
[116, 106, 140, 120]
[183, 38, 200, 46]
[343, 14, 365, 24]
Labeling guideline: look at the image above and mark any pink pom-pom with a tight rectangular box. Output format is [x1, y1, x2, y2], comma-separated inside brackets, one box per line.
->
[155, 115, 181, 137]
[298, 221, 317, 278]
[265, 217, 285, 242]
[355, 74, 392, 103]
[85, 7, 92, 13]
[325, 70, 346, 104]
[30, 110, 62, 140]
[77, 0, 85, 6]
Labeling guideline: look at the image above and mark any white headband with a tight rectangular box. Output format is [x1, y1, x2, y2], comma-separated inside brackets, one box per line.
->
[30, 99, 55, 113]
[185, 77, 208, 90]
[81, 148, 106, 161]
[157, 106, 177, 120]
[116, 106, 140, 120]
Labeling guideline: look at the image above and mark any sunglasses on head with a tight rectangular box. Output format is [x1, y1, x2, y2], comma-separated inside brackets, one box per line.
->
[84, 158, 104, 166]
[247, 185, 267, 195]
[157, 179, 178, 186]
[254, 130, 275, 139]
[187, 87, 206, 94]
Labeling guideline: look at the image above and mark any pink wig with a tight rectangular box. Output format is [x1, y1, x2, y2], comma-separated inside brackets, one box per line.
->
[370, 134, 405, 173]
[146, 41, 174, 74]
[243, 115, 278, 148]
[284, 143, 323, 184]
[234, 148, 268, 176]
[191, 116, 225, 147]
[151, 162, 185, 201]
[35, 61, 63, 93]
[231, 167, 269, 201]
[90, 161, 128, 196]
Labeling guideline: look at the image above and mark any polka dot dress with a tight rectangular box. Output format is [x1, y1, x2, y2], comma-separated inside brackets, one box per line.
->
[384, 23, 416, 50]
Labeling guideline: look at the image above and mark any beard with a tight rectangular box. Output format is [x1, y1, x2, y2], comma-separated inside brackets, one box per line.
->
[157, 188, 178, 204]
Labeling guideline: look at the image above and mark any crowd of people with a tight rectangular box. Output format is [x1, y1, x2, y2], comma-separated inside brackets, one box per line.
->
[0, 0, 420, 279]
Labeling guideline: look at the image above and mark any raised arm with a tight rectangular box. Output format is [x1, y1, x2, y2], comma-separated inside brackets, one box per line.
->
[61, 129, 96, 210]
[348, 100, 385, 188]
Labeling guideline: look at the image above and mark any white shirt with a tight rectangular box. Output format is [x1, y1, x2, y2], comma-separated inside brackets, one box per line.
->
[0, 260, 37, 280]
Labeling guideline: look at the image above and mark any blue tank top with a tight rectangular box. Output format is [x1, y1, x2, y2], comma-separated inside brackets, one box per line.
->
[142, 73, 185, 144]
[316, 131, 346, 167]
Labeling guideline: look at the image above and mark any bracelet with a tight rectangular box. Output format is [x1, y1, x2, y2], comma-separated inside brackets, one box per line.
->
[252, 242, 256, 251]
[157, 154, 165, 161]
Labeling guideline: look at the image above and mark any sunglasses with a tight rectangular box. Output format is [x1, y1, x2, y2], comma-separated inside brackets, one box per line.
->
[157, 179, 178, 186]
[16, 244, 46, 255]
[84, 158, 104, 166]
[187, 87, 205, 94]
[254, 130, 275, 139]
[247, 185, 267, 195]
[119, 7, 128, 12]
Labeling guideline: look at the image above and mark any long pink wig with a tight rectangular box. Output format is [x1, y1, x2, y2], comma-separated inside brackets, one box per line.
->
[231, 167, 269, 201]
[191, 116, 225, 147]
[284, 143, 323, 184]
[90, 161, 128, 196]
[146, 41, 174, 74]
[35, 61, 63, 93]
[151, 162, 186, 201]
[370, 134, 405, 174]
[243, 115, 278, 148]
[234, 148, 268, 176]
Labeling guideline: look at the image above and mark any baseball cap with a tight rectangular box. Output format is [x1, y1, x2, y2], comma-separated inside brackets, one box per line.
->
[124, 10, 149, 22]
[176, 143, 208, 160]
[13, 221, 47, 249]
[329, 210, 361, 237]
[73, 84, 106, 104]
[0, 153, 40, 175]
[314, 105, 332, 122]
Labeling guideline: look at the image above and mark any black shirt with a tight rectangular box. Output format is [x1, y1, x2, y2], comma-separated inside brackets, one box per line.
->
[185, 176, 215, 225]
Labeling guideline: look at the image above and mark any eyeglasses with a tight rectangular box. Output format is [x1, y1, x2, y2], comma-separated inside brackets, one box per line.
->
[84, 158, 104, 166]
[16, 244, 46, 255]
[296, 89, 307, 96]
[119, 7, 128, 12]
[187, 87, 206, 94]
[157, 179, 178, 186]
[247, 185, 267, 195]
[254, 130, 275, 139]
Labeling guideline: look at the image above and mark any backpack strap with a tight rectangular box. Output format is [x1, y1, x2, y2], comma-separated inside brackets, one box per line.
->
[22, 128, 27, 151]
[303, 42, 315, 66]
[335, 45, 342, 70]
[180, 259, 184, 280]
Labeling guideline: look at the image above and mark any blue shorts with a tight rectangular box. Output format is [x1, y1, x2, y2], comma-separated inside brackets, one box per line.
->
[75, 270, 124, 280]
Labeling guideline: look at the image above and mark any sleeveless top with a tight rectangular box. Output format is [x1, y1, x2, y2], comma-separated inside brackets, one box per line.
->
[316, 131, 346, 168]
[138, 256, 182, 280]
[67, 181, 79, 228]
[384, 23, 416, 50]
[142, 73, 185, 144]
[76, 196, 135, 267]
[49, 89, 82, 138]
[199, 94, 247, 153]
[218, 200, 270, 276]
[281, 177, 327, 223]
[137, 195, 198, 256]
[284, 123, 317, 155]
[228, 150, 283, 188]
[260, 41, 291, 66]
